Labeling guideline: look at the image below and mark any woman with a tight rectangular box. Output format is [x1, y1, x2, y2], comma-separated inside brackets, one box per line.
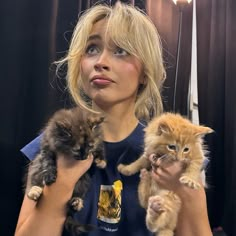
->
[15, 2, 212, 236]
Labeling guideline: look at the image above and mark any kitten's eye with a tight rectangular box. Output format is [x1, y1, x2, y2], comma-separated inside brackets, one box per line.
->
[66, 131, 72, 137]
[183, 147, 189, 153]
[167, 144, 176, 151]
[92, 125, 98, 131]
[88, 142, 94, 147]
[60, 127, 72, 138]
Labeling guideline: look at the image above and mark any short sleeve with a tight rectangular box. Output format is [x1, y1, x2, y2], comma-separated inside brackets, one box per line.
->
[20, 134, 43, 160]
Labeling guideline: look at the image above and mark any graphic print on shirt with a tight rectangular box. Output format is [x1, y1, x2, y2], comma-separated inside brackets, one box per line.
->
[97, 180, 123, 224]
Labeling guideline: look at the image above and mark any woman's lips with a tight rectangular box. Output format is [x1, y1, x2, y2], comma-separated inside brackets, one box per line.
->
[91, 76, 113, 86]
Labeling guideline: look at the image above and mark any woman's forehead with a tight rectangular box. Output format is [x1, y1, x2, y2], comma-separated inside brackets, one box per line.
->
[88, 19, 117, 46]
[90, 19, 108, 35]
[88, 18, 131, 46]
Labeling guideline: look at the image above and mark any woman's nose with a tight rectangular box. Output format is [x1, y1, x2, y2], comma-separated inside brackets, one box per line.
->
[94, 50, 110, 71]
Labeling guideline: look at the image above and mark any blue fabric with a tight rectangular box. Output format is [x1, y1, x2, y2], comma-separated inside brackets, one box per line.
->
[21, 122, 153, 236]
[20, 133, 43, 160]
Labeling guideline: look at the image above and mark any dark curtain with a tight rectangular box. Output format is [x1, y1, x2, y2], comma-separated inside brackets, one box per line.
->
[197, 0, 236, 235]
[146, 0, 193, 115]
[0, 1, 80, 235]
[0, 1, 144, 235]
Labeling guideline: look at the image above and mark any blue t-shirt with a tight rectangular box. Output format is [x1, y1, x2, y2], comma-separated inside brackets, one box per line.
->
[21, 122, 153, 236]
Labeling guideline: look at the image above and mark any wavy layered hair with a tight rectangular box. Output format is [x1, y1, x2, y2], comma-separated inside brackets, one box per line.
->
[56, 2, 166, 121]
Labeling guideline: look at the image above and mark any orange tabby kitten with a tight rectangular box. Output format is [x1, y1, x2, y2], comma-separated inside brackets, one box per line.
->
[117, 113, 213, 236]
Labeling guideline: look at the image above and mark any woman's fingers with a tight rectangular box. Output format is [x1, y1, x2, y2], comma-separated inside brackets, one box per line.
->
[57, 153, 94, 169]
[150, 157, 184, 191]
[56, 153, 94, 186]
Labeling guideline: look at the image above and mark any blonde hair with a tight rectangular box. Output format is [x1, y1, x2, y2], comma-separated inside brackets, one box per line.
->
[56, 2, 166, 121]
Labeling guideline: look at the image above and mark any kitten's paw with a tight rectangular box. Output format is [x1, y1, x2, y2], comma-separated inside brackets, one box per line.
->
[27, 186, 43, 201]
[157, 229, 174, 236]
[139, 168, 149, 180]
[148, 195, 166, 216]
[179, 175, 201, 189]
[70, 197, 84, 211]
[117, 164, 133, 176]
[94, 158, 107, 169]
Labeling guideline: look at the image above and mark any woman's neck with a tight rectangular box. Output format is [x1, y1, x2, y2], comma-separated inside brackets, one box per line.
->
[102, 114, 138, 142]
[94, 103, 138, 142]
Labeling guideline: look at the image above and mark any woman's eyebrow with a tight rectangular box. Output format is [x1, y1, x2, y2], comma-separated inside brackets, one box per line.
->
[87, 34, 101, 41]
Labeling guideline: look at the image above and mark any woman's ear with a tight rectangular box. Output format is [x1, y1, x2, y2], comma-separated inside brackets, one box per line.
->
[139, 73, 147, 85]
[138, 74, 147, 94]
[139, 68, 147, 84]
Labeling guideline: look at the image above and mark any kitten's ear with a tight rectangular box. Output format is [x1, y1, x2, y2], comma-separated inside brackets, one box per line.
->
[55, 121, 72, 137]
[95, 116, 105, 125]
[87, 115, 105, 129]
[157, 122, 172, 135]
[194, 126, 214, 138]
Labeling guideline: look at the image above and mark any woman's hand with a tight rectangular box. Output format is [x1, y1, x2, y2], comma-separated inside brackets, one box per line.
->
[56, 153, 94, 189]
[147, 154, 212, 236]
[15, 153, 94, 236]
[148, 154, 185, 193]
[147, 154, 205, 200]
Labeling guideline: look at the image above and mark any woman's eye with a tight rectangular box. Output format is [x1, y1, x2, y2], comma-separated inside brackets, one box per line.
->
[114, 47, 128, 56]
[85, 44, 99, 55]
[167, 144, 176, 151]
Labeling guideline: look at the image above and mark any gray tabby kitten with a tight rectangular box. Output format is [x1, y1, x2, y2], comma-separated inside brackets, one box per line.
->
[26, 106, 106, 235]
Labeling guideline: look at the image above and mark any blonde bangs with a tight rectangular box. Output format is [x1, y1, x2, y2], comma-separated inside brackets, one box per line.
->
[106, 3, 165, 120]
[107, 3, 165, 85]
[105, 3, 145, 58]
[65, 5, 112, 110]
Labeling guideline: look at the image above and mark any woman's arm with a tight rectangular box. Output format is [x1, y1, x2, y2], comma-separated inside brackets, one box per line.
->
[15, 154, 93, 236]
[175, 185, 212, 236]
[149, 159, 212, 236]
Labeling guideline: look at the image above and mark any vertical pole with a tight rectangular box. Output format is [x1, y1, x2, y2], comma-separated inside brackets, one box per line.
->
[173, 8, 183, 112]
[78, 0, 82, 13]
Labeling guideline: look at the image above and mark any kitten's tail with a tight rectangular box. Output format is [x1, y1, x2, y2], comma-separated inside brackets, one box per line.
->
[65, 216, 96, 235]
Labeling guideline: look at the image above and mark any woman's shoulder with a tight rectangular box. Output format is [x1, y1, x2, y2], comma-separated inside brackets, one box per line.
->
[126, 121, 146, 144]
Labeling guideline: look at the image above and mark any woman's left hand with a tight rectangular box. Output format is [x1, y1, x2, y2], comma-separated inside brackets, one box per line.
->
[148, 154, 205, 201]
[148, 154, 186, 193]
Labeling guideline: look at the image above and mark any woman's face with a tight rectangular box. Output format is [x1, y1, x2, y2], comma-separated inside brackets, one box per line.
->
[80, 19, 143, 110]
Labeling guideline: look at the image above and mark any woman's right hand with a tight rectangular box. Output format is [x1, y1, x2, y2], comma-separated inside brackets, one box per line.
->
[56, 153, 94, 190]
[15, 153, 94, 236]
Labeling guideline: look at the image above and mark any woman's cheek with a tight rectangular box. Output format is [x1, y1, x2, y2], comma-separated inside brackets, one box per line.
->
[80, 59, 90, 78]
